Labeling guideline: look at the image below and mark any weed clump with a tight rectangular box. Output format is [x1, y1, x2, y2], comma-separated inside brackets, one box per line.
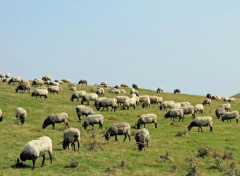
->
[197, 145, 212, 158]
[186, 161, 199, 176]
[176, 130, 188, 137]
[160, 152, 173, 162]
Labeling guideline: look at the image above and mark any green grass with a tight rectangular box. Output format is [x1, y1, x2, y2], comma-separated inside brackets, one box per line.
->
[0, 82, 240, 175]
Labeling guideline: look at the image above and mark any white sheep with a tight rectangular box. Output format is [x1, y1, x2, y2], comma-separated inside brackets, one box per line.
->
[229, 98, 235, 102]
[16, 136, 52, 170]
[135, 128, 150, 151]
[156, 87, 164, 93]
[194, 104, 204, 114]
[81, 93, 98, 105]
[182, 105, 195, 118]
[202, 99, 211, 106]
[95, 98, 118, 112]
[169, 103, 181, 109]
[105, 122, 131, 142]
[215, 106, 226, 119]
[78, 79, 88, 85]
[16, 107, 27, 124]
[0, 73, 4, 79]
[142, 97, 151, 109]
[42, 75, 51, 81]
[48, 86, 59, 95]
[120, 89, 126, 93]
[61, 79, 71, 83]
[42, 112, 69, 129]
[164, 108, 184, 122]
[82, 114, 104, 130]
[180, 102, 191, 107]
[123, 97, 137, 110]
[5, 73, 10, 78]
[130, 88, 139, 96]
[0, 108, 3, 121]
[220, 103, 231, 112]
[32, 88, 48, 100]
[121, 83, 129, 88]
[222, 111, 239, 123]
[116, 96, 129, 107]
[62, 128, 80, 152]
[32, 79, 44, 86]
[159, 101, 175, 111]
[109, 88, 121, 94]
[137, 113, 157, 129]
[96, 87, 104, 96]
[188, 116, 213, 132]
[76, 105, 95, 121]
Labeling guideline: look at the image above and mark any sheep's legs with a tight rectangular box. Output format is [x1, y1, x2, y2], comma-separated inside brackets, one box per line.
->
[123, 134, 127, 142]
[49, 152, 52, 164]
[115, 135, 118, 141]
[32, 159, 36, 170]
[77, 141, 80, 151]
[155, 123, 157, 128]
[41, 154, 45, 167]
[127, 133, 131, 142]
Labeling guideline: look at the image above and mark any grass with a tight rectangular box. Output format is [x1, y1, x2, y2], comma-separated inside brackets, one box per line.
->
[0, 81, 240, 175]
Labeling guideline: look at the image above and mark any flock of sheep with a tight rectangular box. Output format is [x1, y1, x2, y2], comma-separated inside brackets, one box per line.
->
[0, 73, 238, 170]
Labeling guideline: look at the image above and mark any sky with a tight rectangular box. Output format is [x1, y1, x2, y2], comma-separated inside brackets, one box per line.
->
[0, 0, 240, 97]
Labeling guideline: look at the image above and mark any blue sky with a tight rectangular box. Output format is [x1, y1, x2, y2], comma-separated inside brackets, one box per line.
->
[0, 0, 240, 96]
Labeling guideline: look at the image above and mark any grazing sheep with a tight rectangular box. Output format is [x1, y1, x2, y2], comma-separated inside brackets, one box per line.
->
[131, 94, 140, 105]
[132, 84, 139, 89]
[20, 80, 30, 86]
[96, 87, 104, 96]
[180, 102, 191, 107]
[5, 73, 10, 78]
[188, 116, 213, 132]
[32, 88, 48, 100]
[174, 88, 181, 94]
[222, 111, 239, 123]
[114, 85, 119, 89]
[215, 106, 226, 119]
[42, 75, 51, 81]
[229, 98, 235, 102]
[135, 128, 150, 151]
[76, 105, 95, 121]
[70, 90, 87, 102]
[55, 80, 63, 84]
[69, 86, 77, 91]
[215, 96, 221, 101]
[0, 108, 3, 122]
[50, 81, 59, 86]
[137, 113, 157, 129]
[16, 107, 27, 124]
[0, 73, 4, 79]
[121, 84, 129, 88]
[101, 82, 107, 88]
[142, 97, 151, 109]
[159, 101, 175, 111]
[105, 122, 131, 142]
[116, 96, 129, 107]
[47, 86, 59, 95]
[2, 78, 10, 83]
[202, 99, 211, 106]
[32, 79, 44, 86]
[81, 93, 98, 105]
[139, 95, 149, 104]
[123, 97, 137, 110]
[9, 77, 21, 85]
[182, 105, 195, 118]
[42, 112, 69, 129]
[164, 109, 184, 122]
[16, 84, 30, 93]
[109, 88, 121, 94]
[61, 79, 71, 83]
[211, 96, 217, 100]
[223, 97, 230, 102]
[82, 114, 104, 130]
[156, 87, 164, 93]
[194, 104, 204, 114]
[130, 88, 139, 96]
[169, 103, 181, 109]
[206, 93, 212, 98]
[78, 79, 88, 85]
[95, 98, 118, 112]
[16, 136, 52, 170]
[149, 96, 159, 105]
[62, 128, 80, 152]
[220, 103, 231, 112]
[120, 89, 126, 93]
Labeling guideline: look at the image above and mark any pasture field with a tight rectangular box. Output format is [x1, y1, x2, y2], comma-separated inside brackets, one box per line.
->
[0, 82, 240, 176]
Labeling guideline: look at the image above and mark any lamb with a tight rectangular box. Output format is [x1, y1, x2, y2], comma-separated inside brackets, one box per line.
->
[5, 73, 10, 78]
[109, 88, 121, 94]
[159, 101, 175, 111]
[220, 103, 231, 112]
[135, 128, 150, 151]
[61, 79, 71, 83]
[47, 86, 59, 95]
[156, 87, 164, 93]
[116, 96, 129, 107]
[174, 88, 181, 94]
[81, 93, 98, 105]
[96, 87, 105, 96]
[164, 109, 184, 122]
[188, 116, 213, 132]
[104, 122, 131, 142]
[16, 84, 30, 93]
[0, 73, 4, 79]
[202, 99, 211, 106]
[62, 128, 80, 152]
[180, 102, 191, 107]
[182, 105, 195, 118]
[215, 106, 226, 119]
[121, 83, 129, 88]
[42, 112, 69, 129]
[78, 79, 88, 85]
[169, 103, 181, 109]
[95, 98, 118, 112]
[0, 108, 3, 122]
[137, 113, 157, 129]
[42, 75, 51, 81]
[82, 114, 104, 130]
[16, 136, 52, 170]
[101, 82, 107, 88]
[32, 79, 44, 86]
[130, 88, 139, 96]
[222, 111, 239, 123]
[132, 84, 139, 89]
[194, 104, 204, 114]
[32, 88, 48, 100]
[76, 105, 95, 121]
[16, 107, 27, 124]
[123, 97, 137, 110]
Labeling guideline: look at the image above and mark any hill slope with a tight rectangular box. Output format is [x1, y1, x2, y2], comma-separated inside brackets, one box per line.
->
[0, 82, 240, 175]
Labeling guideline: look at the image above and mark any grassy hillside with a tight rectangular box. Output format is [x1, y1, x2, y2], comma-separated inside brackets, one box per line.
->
[0, 82, 240, 176]
[231, 93, 240, 98]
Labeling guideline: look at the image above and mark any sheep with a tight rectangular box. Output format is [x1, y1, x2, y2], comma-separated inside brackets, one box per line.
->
[82, 114, 104, 130]
[139, 95, 149, 104]
[114, 85, 119, 89]
[42, 75, 51, 81]
[137, 113, 157, 129]
[174, 88, 181, 94]
[32, 88, 48, 100]
[69, 86, 77, 91]
[215, 106, 226, 119]
[2, 78, 10, 83]
[206, 93, 212, 99]
[135, 128, 150, 151]
[16, 107, 27, 124]
[194, 104, 204, 114]
[50, 81, 59, 86]
[96, 87, 105, 96]
[76, 105, 95, 121]
[62, 128, 80, 152]
[120, 89, 126, 93]
[149, 96, 160, 105]
[42, 112, 69, 129]
[123, 97, 137, 110]
[180, 102, 191, 107]
[188, 116, 213, 132]
[215, 96, 221, 101]
[55, 80, 63, 84]
[130, 88, 139, 96]
[169, 103, 181, 109]
[104, 122, 131, 142]
[222, 111, 239, 123]
[95, 98, 118, 112]
[121, 83, 129, 88]
[81, 93, 98, 105]
[32, 79, 44, 86]
[5, 73, 10, 78]
[109, 88, 121, 94]
[47, 86, 59, 95]
[131, 94, 140, 105]
[101, 82, 107, 88]
[70, 90, 87, 102]
[0, 73, 4, 79]
[142, 97, 151, 109]
[224, 97, 230, 102]
[16, 84, 30, 93]
[8, 77, 21, 85]
[156, 97, 163, 104]
[20, 80, 30, 86]
[159, 101, 175, 111]
[0, 108, 3, 122]
[220, 103, 231, 112]
[61, 79, 71, 83]
[164, 109, 184, 122]
[156, 87, 164, 93]
[229, 98, 235, 102]
[182, 105, 195, 118]
[132, 84, 139, 89]
[116, 96, 129, 107]
[202, 99, 211, 106]
[16, 136, 52, 170]
[78, 79, 88, 85]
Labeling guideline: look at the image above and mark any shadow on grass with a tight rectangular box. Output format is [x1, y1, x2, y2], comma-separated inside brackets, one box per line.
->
[10, 164, 32, 169]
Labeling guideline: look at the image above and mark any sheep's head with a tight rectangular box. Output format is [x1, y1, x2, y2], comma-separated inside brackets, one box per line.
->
[62, 140, 69, 150]
[82, 122, 88, 130]
[188, 121, 196, 131]
[42, 118, 50, 129]
[104, 132, 110, 141]
[16, 158, 24, 168]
